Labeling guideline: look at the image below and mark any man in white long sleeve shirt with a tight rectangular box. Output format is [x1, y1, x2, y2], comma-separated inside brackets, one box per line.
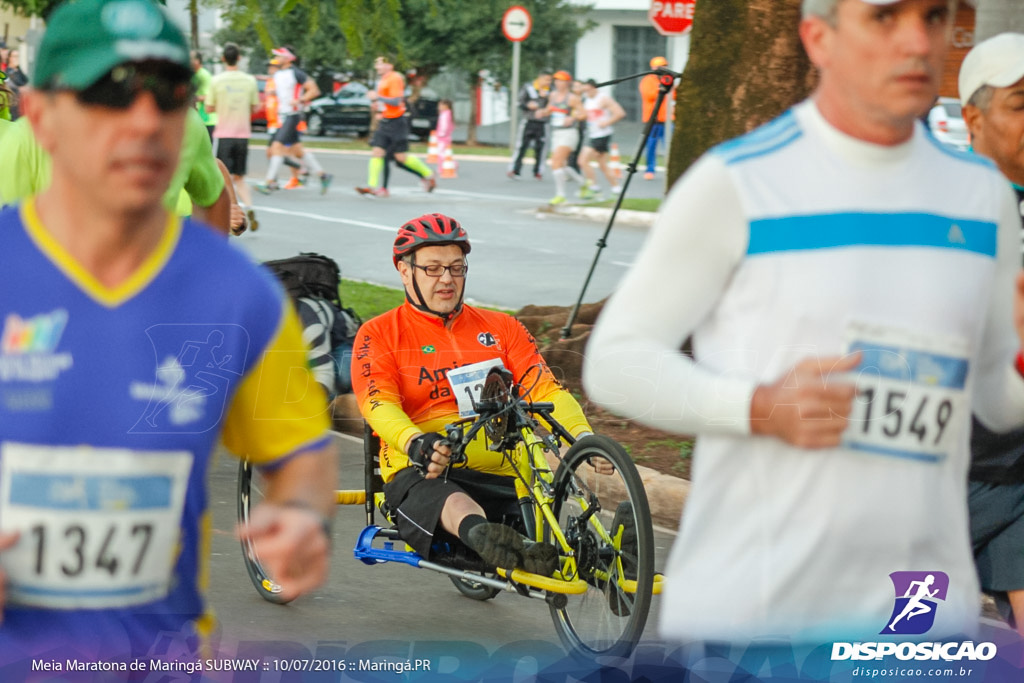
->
[584, 0, 1024, 644]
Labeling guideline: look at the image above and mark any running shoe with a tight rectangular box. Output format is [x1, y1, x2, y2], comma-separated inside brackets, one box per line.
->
[464, 523, 557, 576]
[578, 182, 596, 200]
[320, 173, 333, 195]
[643, 172, 655, 181]
[421, 175, 437, 193]
[610, 185, 622, 194]
[355, 187, 390, 198]
[549, 195, 566, 206]
[608, 501, 638, 617]
[254, 181, 279, 195]
[507, 171, 521, 180]
[283, 177, 302, 190]
[246, 208, 259, 233]
[534, 173, 543, 180]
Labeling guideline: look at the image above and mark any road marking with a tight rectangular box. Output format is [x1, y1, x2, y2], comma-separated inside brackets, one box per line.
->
[433, 188, 544, 204]
[254, 206, 488, 243]
[610, 261, 634, 268]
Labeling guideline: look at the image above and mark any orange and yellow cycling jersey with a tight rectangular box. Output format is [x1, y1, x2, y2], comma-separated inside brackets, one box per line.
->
[377, 71, 406, 119]
[352, 302, 591, 482]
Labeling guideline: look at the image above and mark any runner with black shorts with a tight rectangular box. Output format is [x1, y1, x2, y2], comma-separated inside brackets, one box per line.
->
[355, 55, 435, 198]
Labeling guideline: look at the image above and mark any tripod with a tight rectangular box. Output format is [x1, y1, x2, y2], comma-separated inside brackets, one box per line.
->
[559, 66, 681, 340]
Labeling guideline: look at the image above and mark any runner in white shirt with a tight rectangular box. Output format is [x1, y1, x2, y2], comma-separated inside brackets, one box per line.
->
[584, 0, 1024, 644]
[578, 79, 625, 200]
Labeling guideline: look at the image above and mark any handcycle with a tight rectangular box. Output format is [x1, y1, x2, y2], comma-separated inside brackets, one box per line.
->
[237, 366, 662, 659]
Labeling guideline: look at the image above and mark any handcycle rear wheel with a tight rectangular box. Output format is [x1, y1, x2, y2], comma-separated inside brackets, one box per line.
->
[237, 459, 292, 604]
[448, 576, 500, 601]
[548, 435, 654, 659]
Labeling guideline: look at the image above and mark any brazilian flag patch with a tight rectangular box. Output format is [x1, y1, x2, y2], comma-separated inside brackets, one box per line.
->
[421, 345, 436, 354]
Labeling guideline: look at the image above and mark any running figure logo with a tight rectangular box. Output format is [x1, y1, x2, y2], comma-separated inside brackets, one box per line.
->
[129, 324, 248, 433]
[882, 571, 949, 635]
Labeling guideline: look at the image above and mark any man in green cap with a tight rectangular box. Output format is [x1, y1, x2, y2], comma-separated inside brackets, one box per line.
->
[0, 0, 337, 664]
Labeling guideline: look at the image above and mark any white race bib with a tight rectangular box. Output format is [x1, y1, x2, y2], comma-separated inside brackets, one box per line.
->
[0, 443, 193, 609]
[841, 321, 969, 463]
[446, 359, 507, 418]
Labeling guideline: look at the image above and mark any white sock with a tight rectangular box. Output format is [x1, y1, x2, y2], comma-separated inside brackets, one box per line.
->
[303, 150, 324, 175]
[554, 168, 567, 197]
[266, 156, 284, 183]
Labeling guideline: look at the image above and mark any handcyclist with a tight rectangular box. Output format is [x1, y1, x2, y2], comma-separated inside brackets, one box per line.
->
[585, 0, 1024, 644]
[352, 213, 604, 576]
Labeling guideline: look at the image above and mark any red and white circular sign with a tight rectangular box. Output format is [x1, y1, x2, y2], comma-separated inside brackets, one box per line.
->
[502, 6, 532, 42]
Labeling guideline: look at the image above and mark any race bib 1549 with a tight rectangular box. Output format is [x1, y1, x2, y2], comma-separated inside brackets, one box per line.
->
[841, 322, 969, 463]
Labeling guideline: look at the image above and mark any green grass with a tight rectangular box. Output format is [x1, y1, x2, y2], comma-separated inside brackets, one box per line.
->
[339, 278, 512, 321]
[583, 197, 663, 213]
[339, 279, 407, 321]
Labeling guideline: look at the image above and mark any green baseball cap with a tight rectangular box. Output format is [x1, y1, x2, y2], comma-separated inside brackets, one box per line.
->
[35, 0, 190, 91]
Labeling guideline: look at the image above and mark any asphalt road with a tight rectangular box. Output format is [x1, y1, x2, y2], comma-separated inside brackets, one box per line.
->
[204, 431, 676, 680]
[232, 139, 666, 311]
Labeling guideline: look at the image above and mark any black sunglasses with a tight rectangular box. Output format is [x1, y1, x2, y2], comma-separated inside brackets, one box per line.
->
[75, 64, 195, 112]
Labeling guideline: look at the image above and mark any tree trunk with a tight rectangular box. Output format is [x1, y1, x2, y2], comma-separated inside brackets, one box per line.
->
[973, 0, 1024, 41]
[668, 0, 814, 187]
[467, 72, 479, 145]
[189, 0, 199, 50]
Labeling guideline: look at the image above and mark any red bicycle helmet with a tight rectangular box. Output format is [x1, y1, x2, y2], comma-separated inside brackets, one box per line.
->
[393, 213, 471, 266]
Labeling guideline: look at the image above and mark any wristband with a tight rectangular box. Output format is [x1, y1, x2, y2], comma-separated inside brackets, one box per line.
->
[1016, 351, 1024, 378]
[279, 500, 333, 544]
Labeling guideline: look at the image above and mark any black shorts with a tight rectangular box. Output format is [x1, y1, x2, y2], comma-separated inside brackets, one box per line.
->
[383, 466, 519, 558]
[587, 135, 611, 155]
[215, 138, 250, 176]
[271, 114, 303, 146]
[371, 117, 410, 155]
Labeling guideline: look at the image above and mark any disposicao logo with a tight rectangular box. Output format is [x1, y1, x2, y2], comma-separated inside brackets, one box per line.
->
[831, 571, 997, 663]
[882, 571, 948, 635]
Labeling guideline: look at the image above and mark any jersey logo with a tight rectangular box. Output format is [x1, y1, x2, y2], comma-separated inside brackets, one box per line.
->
[477, 332, 497, 347]
[129, 325, 248, 433]
[421, 345, 436, 354]
[947, 224, 966, 245]
[0, 309, 73, 383]
[881, 571, 948, 635]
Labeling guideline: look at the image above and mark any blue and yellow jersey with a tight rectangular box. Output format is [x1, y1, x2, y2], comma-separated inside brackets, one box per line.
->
[0, 200, 330, 661]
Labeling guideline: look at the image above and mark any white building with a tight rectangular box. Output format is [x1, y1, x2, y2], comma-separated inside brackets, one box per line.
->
[570, 0, 690, 121]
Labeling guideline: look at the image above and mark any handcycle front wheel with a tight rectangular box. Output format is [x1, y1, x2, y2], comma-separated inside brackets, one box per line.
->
[237, 459, 293, 605]
[548, 435, 655, 659]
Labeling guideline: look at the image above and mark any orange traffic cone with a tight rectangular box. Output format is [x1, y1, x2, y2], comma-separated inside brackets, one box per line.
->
[440, 148, 458, 179]
[426, 131, 439, 164]
[610, 143, 622, 181]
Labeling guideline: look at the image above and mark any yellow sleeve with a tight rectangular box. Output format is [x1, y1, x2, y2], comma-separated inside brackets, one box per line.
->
[221, 300, 331, 464]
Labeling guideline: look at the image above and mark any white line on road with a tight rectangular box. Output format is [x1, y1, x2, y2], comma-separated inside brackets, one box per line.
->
[253, 206, 488, 243]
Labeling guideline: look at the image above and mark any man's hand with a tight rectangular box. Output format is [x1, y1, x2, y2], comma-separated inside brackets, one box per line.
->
[750, 354, 861, 448]
[236, 504, 330, 603]
[407, 433, 452, 479]
[0, 530, 21, 624]
[229, 203, 246, 235]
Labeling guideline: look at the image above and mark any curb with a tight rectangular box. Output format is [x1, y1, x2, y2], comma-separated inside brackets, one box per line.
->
[547, 205, 657, 228]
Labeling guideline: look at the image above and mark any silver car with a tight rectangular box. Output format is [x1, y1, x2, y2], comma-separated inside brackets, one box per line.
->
[927, 97, 969, 151]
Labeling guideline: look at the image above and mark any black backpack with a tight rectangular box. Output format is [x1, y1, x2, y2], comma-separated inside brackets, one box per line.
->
[263, 253, 361, 346]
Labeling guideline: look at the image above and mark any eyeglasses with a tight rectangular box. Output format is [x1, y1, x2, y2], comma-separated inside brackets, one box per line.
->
[74, 64, 195, 113]
[411, 263, 468, 278]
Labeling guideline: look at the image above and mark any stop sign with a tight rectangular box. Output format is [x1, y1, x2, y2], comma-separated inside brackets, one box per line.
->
[649, 0, 696, 36]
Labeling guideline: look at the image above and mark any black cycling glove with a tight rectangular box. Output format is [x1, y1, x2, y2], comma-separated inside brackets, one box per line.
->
[407, 432, 446, 475]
